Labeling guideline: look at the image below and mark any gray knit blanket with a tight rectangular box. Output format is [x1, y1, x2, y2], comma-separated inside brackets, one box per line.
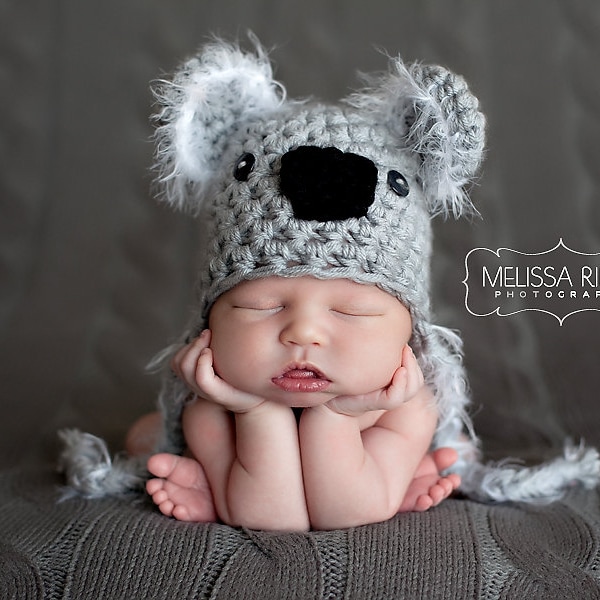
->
[2, 464, 599, 599]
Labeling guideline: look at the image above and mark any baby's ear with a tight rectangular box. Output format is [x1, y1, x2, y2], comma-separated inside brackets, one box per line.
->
[152, 37, 284, 213]
[349, 57, 486, 218]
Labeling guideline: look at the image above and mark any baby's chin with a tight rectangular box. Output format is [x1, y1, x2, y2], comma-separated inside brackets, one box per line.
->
[261, 389, 337, 409]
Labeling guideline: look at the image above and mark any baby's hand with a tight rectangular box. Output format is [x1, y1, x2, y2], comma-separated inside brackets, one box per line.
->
[171, 330, 265, 413]
[326, 345, 425, 416]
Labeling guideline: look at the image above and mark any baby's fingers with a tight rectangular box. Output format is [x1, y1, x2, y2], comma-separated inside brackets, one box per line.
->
[385, 346, 424, 404]
[193, 346, 219, 398]
[177, 339, 227, 402]
[401, 345, 425, 398]
[171, 330, 211, 388]
[170, 331, 264, 411]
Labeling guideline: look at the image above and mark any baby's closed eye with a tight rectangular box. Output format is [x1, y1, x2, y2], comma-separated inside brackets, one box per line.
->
[330, 305, 385, 317]
[233, 303, 283, 312]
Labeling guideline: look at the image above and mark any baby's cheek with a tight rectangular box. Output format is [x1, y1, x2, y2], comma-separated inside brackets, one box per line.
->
[371, 344, 404, 386]
[210, 336, 259, 392]
[350, 348, 400, 393]
[207, 333, 235, 379]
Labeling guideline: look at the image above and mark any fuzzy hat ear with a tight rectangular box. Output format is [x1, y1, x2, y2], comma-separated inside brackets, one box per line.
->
[348, 57, 486, 218]
[152, 38, 285, 213]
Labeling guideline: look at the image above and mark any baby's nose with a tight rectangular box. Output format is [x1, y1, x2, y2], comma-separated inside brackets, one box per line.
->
[280, 311, 327, 347]
[279, 146, 377, 222]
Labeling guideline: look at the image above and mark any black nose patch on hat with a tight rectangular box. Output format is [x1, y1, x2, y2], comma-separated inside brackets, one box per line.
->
[279, 146, 377, 222]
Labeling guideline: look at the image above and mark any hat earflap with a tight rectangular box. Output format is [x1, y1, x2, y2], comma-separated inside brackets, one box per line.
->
[152, 38, 285, 214]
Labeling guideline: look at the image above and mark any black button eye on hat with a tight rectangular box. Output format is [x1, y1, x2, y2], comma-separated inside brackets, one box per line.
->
[387, 170, 410, 197]
[233, 152, 256, 181]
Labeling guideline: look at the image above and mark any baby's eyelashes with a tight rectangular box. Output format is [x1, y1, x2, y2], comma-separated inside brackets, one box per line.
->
[233, 304, 283, 312]
[330, 308, 384, 317]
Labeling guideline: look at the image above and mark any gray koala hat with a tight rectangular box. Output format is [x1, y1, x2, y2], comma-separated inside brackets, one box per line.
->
[153, 40, 483, 338]
[59, 38, 599, 503]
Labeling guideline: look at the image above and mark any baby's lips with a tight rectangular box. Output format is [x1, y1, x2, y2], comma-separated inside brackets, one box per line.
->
[279, 362, 329, 380]
[271, 375, 332, 393]
[281, 369, 324, 379]
[272, 364, 332, 393]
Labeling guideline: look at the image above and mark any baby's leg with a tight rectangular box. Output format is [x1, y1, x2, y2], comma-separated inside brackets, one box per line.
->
[125, 411, 162, 456]
[397, 448, 461, 513]
[146, 454, 217, 522]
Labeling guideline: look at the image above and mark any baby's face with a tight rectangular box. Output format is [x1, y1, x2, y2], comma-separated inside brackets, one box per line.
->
[208, 276, 412, 407]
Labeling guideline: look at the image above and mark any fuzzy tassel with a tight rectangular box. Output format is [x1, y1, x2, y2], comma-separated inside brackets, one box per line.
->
[460, 441, 600, 503]
[421, 323, 600, 503]
[422, 322, 480, 470]
[57, 429, 147, 498]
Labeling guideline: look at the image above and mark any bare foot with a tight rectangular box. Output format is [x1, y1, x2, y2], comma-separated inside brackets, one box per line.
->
[146, 453, 217, 522]
[397, 448, 461, 513]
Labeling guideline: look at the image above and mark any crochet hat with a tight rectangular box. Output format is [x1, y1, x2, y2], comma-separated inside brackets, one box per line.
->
[59, 38, 600, 503]
[153, 40, 484, 347]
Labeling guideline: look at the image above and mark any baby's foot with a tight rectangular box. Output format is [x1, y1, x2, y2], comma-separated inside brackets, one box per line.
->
[146, 453, 217, 522]
[397, 448, 461, 513]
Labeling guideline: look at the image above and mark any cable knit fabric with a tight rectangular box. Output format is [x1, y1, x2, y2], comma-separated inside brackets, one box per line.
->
[2, 467, 600, 599]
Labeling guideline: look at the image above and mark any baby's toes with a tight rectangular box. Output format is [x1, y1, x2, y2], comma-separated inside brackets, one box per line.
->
[152, 489, 170, 506]
[157, 499, 175, 517]
[146, 478, 164, 496]
[146, 479, 175, 516]
[172, 504, 193, 522]
[147, 453, 178, 479]
[414, 494, 434, 512]
[437, 478, 453, 496]
[428, 484, 447, 506]
[447, 473, 461, 490]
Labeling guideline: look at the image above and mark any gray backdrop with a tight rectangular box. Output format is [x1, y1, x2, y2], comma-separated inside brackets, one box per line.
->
[2, 0, 599, 471]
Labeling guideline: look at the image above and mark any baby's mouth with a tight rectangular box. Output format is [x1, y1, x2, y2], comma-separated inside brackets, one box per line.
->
[271, 365, 331, 393]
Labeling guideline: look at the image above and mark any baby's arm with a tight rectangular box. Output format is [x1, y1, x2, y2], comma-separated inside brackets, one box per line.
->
[177, 332, 309, 531]
[300, 345, 437, 530]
